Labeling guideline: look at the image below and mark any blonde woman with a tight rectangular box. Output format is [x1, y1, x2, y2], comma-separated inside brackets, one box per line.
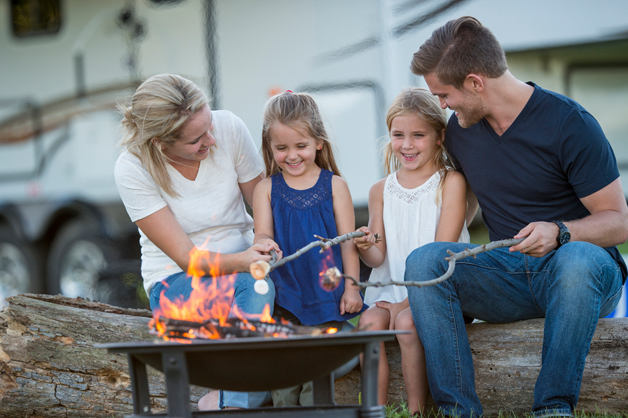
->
[114, 74, 275, 410]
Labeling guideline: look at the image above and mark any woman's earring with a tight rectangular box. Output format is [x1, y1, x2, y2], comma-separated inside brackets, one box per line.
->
[437, 141, 442, 146]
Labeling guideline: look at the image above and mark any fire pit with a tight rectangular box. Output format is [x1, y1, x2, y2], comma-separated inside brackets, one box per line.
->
[99, 330, 399, 418]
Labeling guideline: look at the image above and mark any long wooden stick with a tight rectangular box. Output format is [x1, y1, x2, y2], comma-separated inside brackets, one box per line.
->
[341, 238, 525, 288]
[250, 231, 366, 280]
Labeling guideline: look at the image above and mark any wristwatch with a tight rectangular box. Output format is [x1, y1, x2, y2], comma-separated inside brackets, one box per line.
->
[552, 220, 571, 247]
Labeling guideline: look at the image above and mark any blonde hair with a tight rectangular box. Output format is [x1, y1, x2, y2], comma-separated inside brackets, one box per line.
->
[261, 91, 341, 177]
[118, 74, 209, 198]
[382, 88, 453, 204]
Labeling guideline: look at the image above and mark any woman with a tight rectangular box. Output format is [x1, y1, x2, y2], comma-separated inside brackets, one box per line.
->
[114, 74, 275, 410]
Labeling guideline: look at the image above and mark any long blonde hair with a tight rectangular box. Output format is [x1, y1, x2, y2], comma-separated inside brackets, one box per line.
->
[118, 74, 209, 198]
[383, 88, 453, 204]
[261, 91, 341, 177]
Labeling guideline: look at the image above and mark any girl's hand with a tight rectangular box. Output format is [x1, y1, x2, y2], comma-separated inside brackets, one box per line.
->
[375, 300, 408, 330]
[256, 238, 284, 261]
[339, 289, 363, 315]
[353, 226, 377, 251]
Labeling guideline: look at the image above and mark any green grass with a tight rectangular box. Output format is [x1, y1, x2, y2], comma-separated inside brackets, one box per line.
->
[384, 402, 627, 418]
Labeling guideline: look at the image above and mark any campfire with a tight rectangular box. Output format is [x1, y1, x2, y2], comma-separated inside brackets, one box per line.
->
[149, 247, 339, 342]
[97, 233, 400, 418]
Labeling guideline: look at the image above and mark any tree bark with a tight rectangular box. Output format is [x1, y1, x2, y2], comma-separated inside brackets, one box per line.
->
[0, 294, 207, 417]
[335, 318, 628, 416]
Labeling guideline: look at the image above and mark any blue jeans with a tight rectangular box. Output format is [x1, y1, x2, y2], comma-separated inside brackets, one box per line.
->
[150, 272, 275, 409]
[405, 241, 623, 418]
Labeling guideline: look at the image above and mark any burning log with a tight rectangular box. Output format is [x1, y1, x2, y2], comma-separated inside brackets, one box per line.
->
[151, 316, 337, 340]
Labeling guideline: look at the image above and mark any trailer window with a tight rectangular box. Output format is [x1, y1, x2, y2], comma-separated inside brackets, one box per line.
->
[11, 0, 61, 38]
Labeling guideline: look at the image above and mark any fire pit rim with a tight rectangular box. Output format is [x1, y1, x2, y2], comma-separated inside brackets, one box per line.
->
[95, 330, 403, 354]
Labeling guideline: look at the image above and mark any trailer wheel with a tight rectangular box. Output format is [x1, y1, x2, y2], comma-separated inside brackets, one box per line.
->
[47, 219, 118, 301]
[0, 227, 43, 305]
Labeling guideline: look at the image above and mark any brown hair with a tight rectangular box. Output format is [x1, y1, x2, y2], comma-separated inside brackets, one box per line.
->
[118, 74, 209, 198]
[261, 91, 341, 177]
[382, 88, 453, 204]
[411, 16, 507, 88]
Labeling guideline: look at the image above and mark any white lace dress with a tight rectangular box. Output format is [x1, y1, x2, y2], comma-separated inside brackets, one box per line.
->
[363, 171, 470, 305]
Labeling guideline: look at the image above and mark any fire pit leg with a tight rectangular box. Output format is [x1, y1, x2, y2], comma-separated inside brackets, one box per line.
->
[128, 354, 151, 416]
[360, 341, 385, 418]
[312, 373, 335, 405]
[161, 351, 192, 418]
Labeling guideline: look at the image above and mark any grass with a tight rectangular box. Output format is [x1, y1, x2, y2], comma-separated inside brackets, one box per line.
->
[384, 402, 628, 418]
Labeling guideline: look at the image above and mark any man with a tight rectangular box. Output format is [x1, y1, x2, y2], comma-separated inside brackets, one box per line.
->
[405, 16, 628, 418]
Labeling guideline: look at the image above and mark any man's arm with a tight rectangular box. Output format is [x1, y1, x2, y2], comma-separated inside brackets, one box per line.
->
[511, 178, 628, 257]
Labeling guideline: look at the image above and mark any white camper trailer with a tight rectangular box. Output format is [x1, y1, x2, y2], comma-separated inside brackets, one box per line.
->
[1, 0, 627, 313]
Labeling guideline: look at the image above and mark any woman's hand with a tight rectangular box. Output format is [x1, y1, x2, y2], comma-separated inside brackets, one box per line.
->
[375, 300, 408, 330]
[353, 226, 377, 251]
[237, 243, 277, 271]
[340, 289, 363, 315]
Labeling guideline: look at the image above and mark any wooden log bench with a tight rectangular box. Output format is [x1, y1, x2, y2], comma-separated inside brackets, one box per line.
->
[0, 294, 626, 417]
[335, 318, 628, 416]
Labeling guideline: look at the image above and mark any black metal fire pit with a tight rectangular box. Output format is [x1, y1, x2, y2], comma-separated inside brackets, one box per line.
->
[99, 330, 399, 418]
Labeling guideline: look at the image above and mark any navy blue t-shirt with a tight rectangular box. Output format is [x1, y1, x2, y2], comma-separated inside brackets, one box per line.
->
[447, 82, 626, 280]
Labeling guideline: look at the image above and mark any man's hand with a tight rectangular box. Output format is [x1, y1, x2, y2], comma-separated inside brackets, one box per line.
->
[510, 221, 560, 257]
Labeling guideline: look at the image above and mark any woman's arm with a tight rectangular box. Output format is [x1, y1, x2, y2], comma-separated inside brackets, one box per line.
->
[435, 171, 468, 242]
[354, 179, 387, 268]
[332, 176, 363, 315]
[239, 173, 264, 209]
[136, 206, 272, 275]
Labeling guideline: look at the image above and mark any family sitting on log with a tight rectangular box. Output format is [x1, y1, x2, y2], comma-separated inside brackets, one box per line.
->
[112, 16, 628, 418]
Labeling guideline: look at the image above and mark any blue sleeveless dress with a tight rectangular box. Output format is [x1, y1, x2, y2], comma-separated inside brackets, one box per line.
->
[270, 169, 365, 325]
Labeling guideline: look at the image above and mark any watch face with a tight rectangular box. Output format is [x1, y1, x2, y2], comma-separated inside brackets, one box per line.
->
[559, 232, 571, 246]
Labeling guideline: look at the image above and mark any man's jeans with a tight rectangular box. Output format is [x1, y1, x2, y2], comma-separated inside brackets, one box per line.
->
[150, 271, 275, 409]
[405, 241, 623, 418]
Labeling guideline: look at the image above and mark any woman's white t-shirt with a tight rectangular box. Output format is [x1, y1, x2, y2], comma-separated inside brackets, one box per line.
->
[114, 110, 264, 295]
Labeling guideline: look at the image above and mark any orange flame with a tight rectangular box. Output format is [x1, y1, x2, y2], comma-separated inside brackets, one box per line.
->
[152, 247, 274, 341]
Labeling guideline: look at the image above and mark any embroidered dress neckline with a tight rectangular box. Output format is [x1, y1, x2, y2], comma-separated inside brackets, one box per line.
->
[273, 170, 333, 211]
[392, 171, 439, 192]
[388, 171, 440, 205]
[277, 169, 324, 193]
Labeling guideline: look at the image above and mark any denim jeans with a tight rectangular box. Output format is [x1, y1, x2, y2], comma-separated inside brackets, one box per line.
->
[150, 271, 275, 409]
[405, 241, 623, 418]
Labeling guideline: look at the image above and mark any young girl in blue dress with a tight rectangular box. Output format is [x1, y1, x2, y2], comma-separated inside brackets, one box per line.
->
[353, 88, 470, 414]
[253, 91, 366, 406]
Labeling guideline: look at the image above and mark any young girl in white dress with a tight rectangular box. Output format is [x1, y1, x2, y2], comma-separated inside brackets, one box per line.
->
[353, 88, 470, 415]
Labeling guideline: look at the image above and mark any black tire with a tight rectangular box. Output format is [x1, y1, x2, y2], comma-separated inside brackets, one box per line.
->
[0, 226, 44, 304]
[46, 219, 119, 300]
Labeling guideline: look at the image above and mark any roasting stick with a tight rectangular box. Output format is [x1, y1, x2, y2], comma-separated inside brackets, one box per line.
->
[250, 230, 372, 281]
[321, 237, 525, 290]
[251, 234, 524, 291]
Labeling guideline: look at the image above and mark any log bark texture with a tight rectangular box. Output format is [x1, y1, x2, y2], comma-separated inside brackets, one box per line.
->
[1, 294, 626, 417]
[335, 318, 628, 416]
[0, 294, 207, 417]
